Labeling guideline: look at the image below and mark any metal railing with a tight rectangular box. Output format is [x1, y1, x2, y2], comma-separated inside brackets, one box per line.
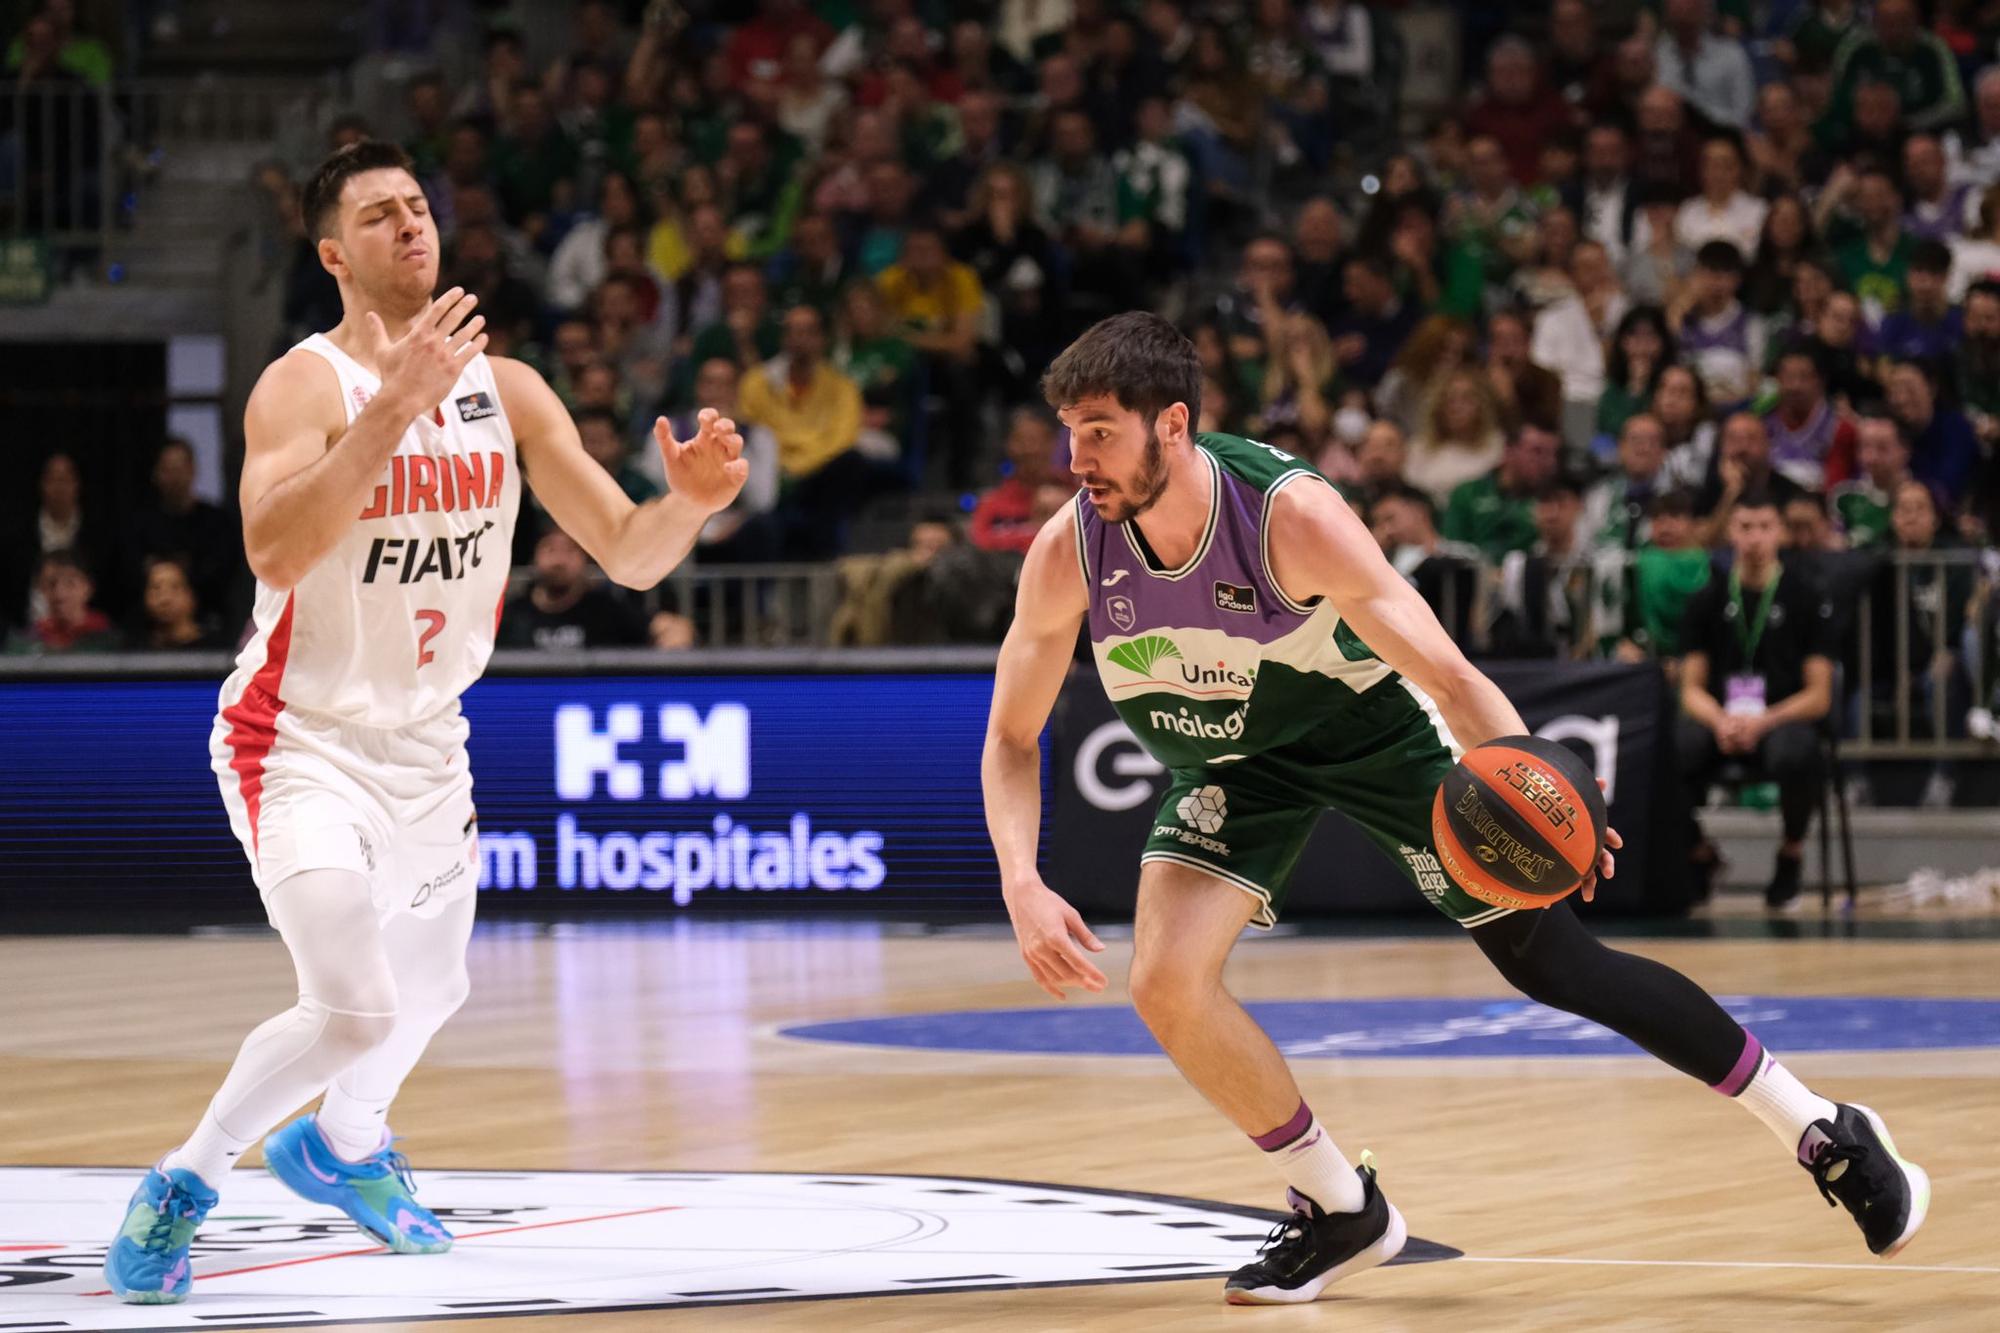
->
[4, 76, 345, 262]
[495, 562, 846, 651]
[1420, 546, 1997, 761]
[3, 540, 1993, 758]
[656, 561, 844, 649]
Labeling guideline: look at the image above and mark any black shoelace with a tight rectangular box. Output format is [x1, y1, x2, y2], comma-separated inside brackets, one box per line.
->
[1808, 1143, 1868, 1208]
[1255, 1210, 1312, 1259]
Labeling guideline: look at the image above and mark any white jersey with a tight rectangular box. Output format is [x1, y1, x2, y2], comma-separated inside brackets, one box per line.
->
[218, 333, 521, 732]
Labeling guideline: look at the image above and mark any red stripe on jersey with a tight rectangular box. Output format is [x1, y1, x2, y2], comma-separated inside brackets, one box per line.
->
[220, 594, 296, 853]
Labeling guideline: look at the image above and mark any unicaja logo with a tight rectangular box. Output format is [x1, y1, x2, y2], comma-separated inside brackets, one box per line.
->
[1107, 634, 1181, 677]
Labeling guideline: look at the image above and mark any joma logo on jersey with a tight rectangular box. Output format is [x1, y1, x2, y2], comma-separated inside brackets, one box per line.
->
[555, 702, 751, 800]
[456, 391, 499, 421]
[363, 520, 496, 584]
[358, 450, 507, 519]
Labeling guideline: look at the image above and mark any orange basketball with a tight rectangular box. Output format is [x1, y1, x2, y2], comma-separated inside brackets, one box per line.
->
[1430, 736, 1607, 911]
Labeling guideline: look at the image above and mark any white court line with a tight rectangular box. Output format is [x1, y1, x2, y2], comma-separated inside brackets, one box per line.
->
[1456, 1255, 2000, 1276]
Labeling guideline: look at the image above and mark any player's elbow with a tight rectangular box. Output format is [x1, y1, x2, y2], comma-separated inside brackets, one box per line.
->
[1422, 661, 1487, 713]
[244, 537, 304, 592]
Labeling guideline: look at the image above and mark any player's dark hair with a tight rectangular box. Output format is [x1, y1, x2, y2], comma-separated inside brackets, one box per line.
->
[1732, 488, 1781, 515]
[1041, 311, 1202, 429]
[1968, 278, 2000, 305]
[301, 139, 419, 242]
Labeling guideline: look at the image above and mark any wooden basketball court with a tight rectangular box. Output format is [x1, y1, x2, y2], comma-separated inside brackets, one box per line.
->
[4, 912, 1997, 1331]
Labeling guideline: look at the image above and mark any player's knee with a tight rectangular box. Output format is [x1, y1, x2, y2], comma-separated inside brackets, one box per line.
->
[413, 968, 471, 1024]
[1128, 956, 1206, 1036]
[314, 1004, 399, 1063]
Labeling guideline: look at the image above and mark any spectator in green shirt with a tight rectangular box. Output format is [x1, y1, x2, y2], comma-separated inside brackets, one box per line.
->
[1830, 0, 1966, 134]
[1954, 280, 2000, 446]
[1831, 168, 1915, 320]
[1442, 423, 1561, 560]
[492, 82, 580, 233]
[688, 262, 783, 372]
[402, 72, 452, 181]
[575, 406, 659, 505]
[1828, 413, 1913, 548]
[1782, 0, 1867, 76]
[836, 280, 918, 442]
[1610, 489, 1714, 661]
[4, 0, 112, 86]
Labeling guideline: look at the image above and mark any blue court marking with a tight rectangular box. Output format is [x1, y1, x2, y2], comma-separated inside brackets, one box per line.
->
[782, 997, 2000, 1059]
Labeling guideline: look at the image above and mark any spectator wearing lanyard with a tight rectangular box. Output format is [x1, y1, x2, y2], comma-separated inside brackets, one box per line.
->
[1678, 492, 1838, 910]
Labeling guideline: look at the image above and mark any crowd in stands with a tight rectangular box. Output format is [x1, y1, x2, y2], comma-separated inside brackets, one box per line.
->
[10, 2, 2000, 840]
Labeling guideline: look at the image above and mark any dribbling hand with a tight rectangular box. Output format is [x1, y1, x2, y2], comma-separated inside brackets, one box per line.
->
[1004, 879, 1106, 1000]
[1578, 778, 1622, 904]
[366, 287, 486, 418]
[654, 407, 750, 514]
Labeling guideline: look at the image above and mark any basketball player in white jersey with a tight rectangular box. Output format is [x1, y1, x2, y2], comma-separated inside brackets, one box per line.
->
[103, 140, 748, 1305]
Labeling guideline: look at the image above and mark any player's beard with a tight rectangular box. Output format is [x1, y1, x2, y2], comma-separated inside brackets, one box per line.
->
[351, 246, 441, 322]
[1098, 427, 1171, 524]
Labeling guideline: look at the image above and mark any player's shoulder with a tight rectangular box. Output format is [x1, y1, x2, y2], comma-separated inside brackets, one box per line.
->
[1022, 494, 1089, 601]
[247, 346, 343, 429]
[1197, 430, 1327, 493]
[483, 354, 559, 423]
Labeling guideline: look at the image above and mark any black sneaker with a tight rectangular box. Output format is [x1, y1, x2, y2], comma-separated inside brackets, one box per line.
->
[1765, 850, 1804, 911]
[1223, 1157, 1407, 1305]
[1799, 1103, 1931, 1258]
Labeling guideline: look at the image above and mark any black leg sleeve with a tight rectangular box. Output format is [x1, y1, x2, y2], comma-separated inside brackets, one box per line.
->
[1469, 901, 1750, 1086]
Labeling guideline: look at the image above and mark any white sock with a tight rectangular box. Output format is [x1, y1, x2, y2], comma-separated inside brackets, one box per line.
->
[316, 1105, 392, 1163]
[161, 1109, 258, 1187]
[1254, 1104, 1366, 1214]
[1733, 1050, 1840, 1152]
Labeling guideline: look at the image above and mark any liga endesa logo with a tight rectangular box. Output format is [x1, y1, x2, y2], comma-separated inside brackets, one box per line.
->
[476, 703, 886, 900]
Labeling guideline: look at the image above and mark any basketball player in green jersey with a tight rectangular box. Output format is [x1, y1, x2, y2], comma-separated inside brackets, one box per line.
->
[981, 313, 1927, 1304]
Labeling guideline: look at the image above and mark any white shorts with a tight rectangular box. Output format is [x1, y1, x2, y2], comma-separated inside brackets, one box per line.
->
[210, 684, 480, 922]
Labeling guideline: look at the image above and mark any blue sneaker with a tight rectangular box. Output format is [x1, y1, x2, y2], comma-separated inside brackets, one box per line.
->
[262, 1115, 453, 1254]
[104, 1166, 218, 1303]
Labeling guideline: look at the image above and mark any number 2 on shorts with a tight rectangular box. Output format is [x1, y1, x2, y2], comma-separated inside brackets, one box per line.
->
[415, 609, 446, 667]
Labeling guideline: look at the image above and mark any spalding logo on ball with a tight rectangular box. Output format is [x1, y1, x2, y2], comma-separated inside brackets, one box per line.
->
[1430, 736, 1607, 911]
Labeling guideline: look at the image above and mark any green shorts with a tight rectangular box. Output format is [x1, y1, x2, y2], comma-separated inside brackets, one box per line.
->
[1139, 704, 1515, 931]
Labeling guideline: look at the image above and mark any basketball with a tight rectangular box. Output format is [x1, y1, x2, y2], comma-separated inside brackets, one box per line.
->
[1430, 736, 1607, 911]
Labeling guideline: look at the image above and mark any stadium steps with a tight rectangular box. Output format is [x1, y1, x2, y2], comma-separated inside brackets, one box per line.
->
[140, 0, 362, 77]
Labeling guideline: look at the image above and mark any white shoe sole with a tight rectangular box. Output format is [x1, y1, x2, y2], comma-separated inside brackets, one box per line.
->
[1223, 1203, 1408, 1305]
[1850, 1103, 1930, 1259]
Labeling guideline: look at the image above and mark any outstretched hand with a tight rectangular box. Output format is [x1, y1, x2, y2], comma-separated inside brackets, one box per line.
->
[1579, 778, 1622, 904]
[654, 407, 749, 514]
[366, 287, 485, 416]
[1004, 879, 1107, 1001]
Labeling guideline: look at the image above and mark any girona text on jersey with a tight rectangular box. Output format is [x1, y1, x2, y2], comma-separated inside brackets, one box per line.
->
[355, 450, 508, 585]
[356, 449, 508, 520]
